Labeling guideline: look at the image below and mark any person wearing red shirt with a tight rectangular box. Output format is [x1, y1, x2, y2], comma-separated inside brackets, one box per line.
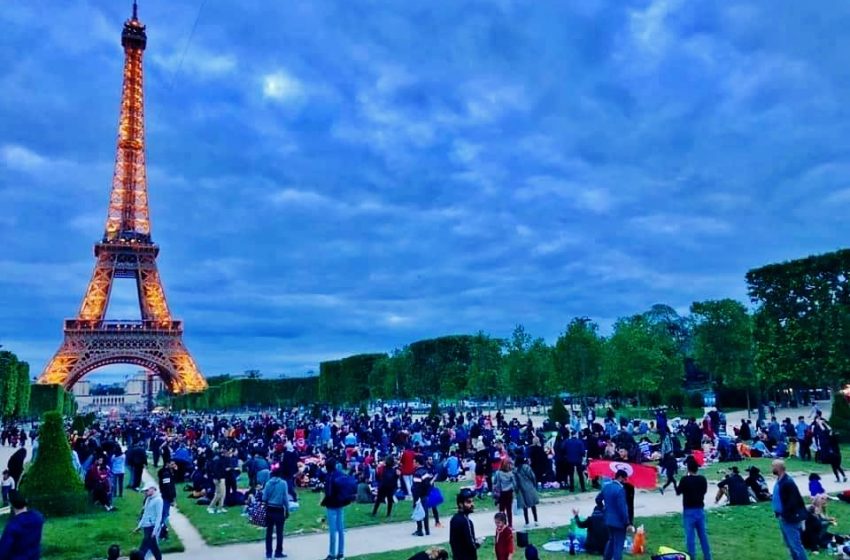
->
[400, 446, 417, 496]
[493, 512, 514, 560]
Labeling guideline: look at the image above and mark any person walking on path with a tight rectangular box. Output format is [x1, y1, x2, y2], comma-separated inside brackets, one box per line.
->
[134, 483, 164, 560]
[772, 459, 809, 560]
[321, 458, 347, 560]
[597, 469, 633, 560]
[157, 461, 178, 540]
[676, 456, 712, 560]
[262, 468, 291, 560]
[0, 490, 43, 560]
[513, 455, 539, 527]
[450, 488, 481, 560]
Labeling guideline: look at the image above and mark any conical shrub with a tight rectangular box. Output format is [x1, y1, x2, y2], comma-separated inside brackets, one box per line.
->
[19, 411, 89, 516]
[831, 392, 850, 443]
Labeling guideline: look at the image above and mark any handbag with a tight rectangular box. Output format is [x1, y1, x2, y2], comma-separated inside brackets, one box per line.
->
[249, 501, 267, 527]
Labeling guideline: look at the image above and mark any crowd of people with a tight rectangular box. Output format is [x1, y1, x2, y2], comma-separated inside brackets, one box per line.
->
[4, 399, 850, 559]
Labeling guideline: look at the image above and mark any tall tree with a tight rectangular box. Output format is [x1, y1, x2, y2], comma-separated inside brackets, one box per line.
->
[603, 314, 684, 406]
[551, 317, 605, 396]
[503, 325, 551, 400]
[467, 332, 505, 399]
[746, 249, 850, 390]
[690, 299, 755, 407]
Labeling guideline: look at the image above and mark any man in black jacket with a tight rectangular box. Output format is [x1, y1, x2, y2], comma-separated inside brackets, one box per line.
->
[158, 461, 178, 539]
[450, 488, 480, 560]
[772, 459, 808, 560]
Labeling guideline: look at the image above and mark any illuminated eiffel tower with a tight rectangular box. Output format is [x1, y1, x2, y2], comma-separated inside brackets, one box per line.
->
[38, 2, 207, 393]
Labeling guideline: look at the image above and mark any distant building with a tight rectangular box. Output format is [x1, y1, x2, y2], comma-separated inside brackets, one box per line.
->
[73, 371, 165, 411]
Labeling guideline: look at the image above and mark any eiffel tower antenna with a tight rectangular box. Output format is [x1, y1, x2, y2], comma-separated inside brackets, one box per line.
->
[38, 3, 206, 394]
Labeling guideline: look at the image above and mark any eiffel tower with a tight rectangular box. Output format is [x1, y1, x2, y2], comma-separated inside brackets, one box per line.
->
[38, 2, 207, 393]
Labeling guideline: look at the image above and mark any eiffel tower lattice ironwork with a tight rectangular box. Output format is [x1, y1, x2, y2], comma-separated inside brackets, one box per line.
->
[37, 3, 207, 393]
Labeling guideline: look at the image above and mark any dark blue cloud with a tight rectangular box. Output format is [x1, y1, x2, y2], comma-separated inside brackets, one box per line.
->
[2, 1, 849, 381]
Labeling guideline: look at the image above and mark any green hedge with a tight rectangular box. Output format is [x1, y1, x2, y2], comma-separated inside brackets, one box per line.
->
[172, 377, 318, 411]
[30, 384, 75, 417]
[318, 354, 386, 405]
[831, 392, 850, 442]
[19, 411, 88, 517]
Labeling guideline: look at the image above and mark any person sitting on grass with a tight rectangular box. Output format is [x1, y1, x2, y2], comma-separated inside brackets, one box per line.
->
[744, 466, 771, 502]
[809, 473, 826, 498]
[715, 466, 749, 506]
[803, 494, 848, 552]
[407, 547, 449, 560]
[572, 505, 609, 555]
[106, 544, 121, 560]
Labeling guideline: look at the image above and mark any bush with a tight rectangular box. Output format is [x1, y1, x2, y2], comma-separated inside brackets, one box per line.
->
[19, 411, 89, 517]
[831, 392, 850, 442]
[548, 396, 569, 426]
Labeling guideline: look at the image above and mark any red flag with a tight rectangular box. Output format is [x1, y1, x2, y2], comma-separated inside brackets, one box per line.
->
[587, 460, 658, 489]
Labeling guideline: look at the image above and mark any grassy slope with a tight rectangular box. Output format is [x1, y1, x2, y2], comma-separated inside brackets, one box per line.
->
[0, 492, 183, 560]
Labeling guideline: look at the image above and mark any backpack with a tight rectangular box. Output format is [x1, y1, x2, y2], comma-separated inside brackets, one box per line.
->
[335, 474, 358, 506]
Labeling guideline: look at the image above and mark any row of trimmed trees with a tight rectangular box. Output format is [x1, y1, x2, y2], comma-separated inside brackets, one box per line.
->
[315, 248, 850, 408]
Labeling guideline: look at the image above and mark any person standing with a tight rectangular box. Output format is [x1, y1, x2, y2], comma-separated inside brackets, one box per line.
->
[263, 468, 290, 560]
[321, 458, 347, 560]
[111, 448, 126, 498]
[157, 461, 178, 539]
[597, 469, 632, 560]
[412, 455, 435, 536]
[493, 512, 515, 560]
[0, 491, 43, 559]
[676, 456, 712, 560]
[564, 430, 587, 492]
[450, 488, 480, 560]
[772, 459, 808, 560]
[135, 483, 163, 560]
[207, 451, 227, 514]
[493, 460, 515, 527]
[372, 456, 399, 518]
[513, 455, 539, 527]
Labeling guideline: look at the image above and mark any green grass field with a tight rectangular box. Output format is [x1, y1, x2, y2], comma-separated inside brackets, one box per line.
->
[0, 492, 183, 560]
[178, 479, 511, 546]
[349, 500, 850, 560]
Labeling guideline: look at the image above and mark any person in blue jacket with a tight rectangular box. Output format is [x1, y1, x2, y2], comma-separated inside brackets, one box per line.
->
[0, 490, 44, 560]
[596, 470, 633, 560]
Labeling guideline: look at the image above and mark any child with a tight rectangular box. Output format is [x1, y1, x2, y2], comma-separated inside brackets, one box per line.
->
[473, 473, 488, 498]
[809, 473, 826, 498]
[1, 470, 15, 506]
[494, 511, 515, 560]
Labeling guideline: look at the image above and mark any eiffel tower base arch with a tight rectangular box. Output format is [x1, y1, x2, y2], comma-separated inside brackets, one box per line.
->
[40, 322, 206, 394]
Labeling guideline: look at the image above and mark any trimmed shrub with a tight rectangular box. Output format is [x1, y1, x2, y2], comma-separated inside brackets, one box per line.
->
[831, 392, 850, 442]
[19, 411, 88, 516]
[548, 396, 569, 426]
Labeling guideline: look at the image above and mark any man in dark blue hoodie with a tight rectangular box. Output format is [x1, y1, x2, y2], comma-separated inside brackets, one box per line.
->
[0, 490, 44, 560]
[564, 431, 587, 492]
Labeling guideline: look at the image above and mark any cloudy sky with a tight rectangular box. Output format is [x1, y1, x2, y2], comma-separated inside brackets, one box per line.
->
[2, 1, 849, 381]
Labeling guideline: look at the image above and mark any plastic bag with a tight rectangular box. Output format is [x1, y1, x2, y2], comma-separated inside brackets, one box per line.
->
[412, 500, 426, 522]
[632, 525, 647, 554]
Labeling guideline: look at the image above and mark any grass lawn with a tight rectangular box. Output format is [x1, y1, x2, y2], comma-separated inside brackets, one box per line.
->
[349, 500, 850, 560]
[179, 479, 510, 546]
[0, 492, 183, 560]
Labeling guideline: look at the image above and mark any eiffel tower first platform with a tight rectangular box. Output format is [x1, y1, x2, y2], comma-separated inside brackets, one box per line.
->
[38, 3, 207, 393]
